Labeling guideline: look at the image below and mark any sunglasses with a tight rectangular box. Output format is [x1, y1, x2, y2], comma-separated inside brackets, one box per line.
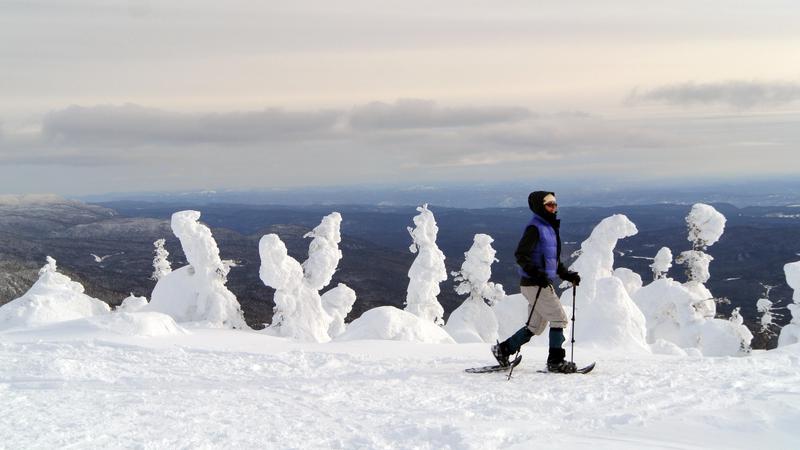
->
[544, 202, 558, 208]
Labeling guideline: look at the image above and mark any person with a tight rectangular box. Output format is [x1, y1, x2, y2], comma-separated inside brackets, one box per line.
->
[491, 191, 581, 373]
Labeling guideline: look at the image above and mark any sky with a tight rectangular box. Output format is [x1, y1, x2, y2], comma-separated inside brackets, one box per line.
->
[1, 0, 799, 196]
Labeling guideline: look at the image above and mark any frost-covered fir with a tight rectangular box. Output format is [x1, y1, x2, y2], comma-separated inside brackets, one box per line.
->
[445, 234, 506, 343]
[778, 261, 800, 347]
[404, 204, 447, 325]
[676, 203, 726, 318]
[633, 205, 751, 356]
[559, 214, 649, 351]
[0, 256, 110, 330]
[259, 212, 355, 342]
[148, 211, 247, 329]
[651, 247, 673, 280]
[151, 238, 172, 281]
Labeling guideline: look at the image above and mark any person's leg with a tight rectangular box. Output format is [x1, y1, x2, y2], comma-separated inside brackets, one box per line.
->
[492, 285, 542, 365]
[530, 287, 575, 372]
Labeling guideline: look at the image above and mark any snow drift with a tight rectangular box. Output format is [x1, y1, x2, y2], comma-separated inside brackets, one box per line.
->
[336, 306, 455, 343]
[0, 257, 110, 330]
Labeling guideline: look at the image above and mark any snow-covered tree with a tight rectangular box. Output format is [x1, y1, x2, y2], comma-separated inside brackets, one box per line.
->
[676, 203, 726, 318]
[778, 261, 800, 347]
[632, 208, 752, 357]
[148, 211, 247, 329]
[558, 215, 649, 352]
[445, 233, 506, 343]
[405, 204, 447, 325]
[755, 284, 783, 339]
[259, 212, 355, 342]
[728, 307, 752, 353]
[151, 238, 172, 281]
[651, 247, 673, 280]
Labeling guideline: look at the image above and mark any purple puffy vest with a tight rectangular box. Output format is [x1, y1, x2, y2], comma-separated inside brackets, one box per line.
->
[518, 214, 558, 280]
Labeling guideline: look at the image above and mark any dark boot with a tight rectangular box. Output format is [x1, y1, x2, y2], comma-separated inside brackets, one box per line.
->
[546, 348, 576, 373]
[491, 340, 511, 367]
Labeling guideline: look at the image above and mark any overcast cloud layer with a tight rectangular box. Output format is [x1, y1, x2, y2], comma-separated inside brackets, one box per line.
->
[1, 1, 799, 195]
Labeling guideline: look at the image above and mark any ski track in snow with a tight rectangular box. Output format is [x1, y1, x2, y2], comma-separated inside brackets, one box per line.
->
[2, 334, 799, 449]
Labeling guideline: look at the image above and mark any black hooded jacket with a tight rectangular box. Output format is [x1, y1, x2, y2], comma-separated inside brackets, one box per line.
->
[515, 191, 569, 286]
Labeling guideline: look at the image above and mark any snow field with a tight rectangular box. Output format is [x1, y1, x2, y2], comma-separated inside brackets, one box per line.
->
[1, 330, 799, 449]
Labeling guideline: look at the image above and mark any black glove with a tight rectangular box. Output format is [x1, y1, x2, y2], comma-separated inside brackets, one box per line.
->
[561, 271, 581, 286]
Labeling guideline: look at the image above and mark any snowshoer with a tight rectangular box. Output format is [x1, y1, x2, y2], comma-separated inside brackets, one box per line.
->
[491, 191, 581, 373]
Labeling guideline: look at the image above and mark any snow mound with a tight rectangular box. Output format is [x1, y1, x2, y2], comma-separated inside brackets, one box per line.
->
[613, 267, 643, 297]
[445, 298, 498, 343]
[634, 278, 751, 356]
[336, 306, 455, 343]
[0, 257, 110, 330]
[118, 294, 148, 313]
[84, 312, 187, 337]
[492, 293, 528, 341]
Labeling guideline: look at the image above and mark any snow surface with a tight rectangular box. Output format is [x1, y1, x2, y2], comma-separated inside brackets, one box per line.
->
[1, 323, 799, 449]
[3, 207, 800, 448]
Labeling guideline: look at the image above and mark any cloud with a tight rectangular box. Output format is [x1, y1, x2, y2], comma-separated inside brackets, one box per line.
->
[42, 104, 343, 147]
[349, 99, 532, 130]
[629, 80, 800, 108]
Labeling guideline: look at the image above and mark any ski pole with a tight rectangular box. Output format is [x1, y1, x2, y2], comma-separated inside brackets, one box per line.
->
[508, 286, 542, 381]
[570, 284, 576, 363]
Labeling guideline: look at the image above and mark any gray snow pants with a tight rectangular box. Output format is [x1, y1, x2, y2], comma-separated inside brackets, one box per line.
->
[522, 284, 569, 334]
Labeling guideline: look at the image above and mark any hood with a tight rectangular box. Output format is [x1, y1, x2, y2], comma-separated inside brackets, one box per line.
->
[528, 190, 558, 224]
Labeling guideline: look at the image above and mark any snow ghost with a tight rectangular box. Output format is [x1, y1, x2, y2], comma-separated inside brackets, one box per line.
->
[778, 261, 800, 347]
[676, 204, 726, 319]
[558, 215, 649, 352]
[651, 247, 673, 280]
[148, 211, 247, 329]
[259, 212, 356, 342]
[445, 233, 506, 343]
[151, 238, 172, 281]
[632, 207, 752, 356]
[0, 256, 110, 330]
[405, 204, 447, 325]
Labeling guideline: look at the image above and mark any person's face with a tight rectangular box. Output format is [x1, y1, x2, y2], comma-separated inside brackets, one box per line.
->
[544, 201, 558, 212]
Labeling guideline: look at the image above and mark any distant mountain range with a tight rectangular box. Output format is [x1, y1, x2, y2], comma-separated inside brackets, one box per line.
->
[74, 178, 800, 209]
[1, 195, 798, 348]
